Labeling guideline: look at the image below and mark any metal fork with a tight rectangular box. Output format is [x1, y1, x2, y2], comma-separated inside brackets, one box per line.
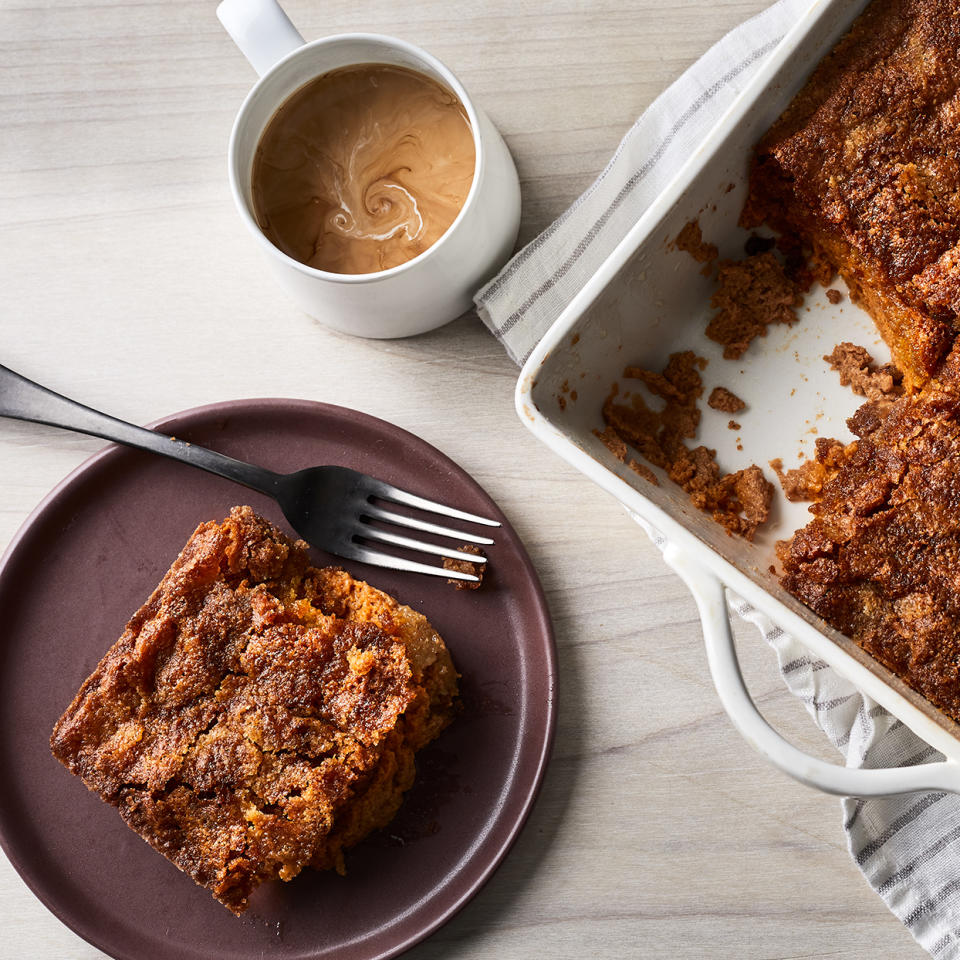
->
[0, 365, 498, 583]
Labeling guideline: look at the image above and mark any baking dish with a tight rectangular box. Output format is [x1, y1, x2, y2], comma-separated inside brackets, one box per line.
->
[516, 0, 960, 797]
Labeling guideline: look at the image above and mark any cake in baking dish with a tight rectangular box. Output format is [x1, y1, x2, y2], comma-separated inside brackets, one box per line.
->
[742, 0, 960, 390]
[743, 0, 960, 718]
[778, 351, 960, 723]
[50, 506, 458, 914]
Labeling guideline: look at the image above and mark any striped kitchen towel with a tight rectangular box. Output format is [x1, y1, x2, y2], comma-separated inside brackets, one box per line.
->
[474, 1, 960, 957]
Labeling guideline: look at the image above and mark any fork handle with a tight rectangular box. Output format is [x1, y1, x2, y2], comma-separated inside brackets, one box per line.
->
[0, 364, 281, 495]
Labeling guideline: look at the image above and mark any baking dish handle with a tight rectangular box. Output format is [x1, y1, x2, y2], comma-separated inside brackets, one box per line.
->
[662, 544, 960, 797]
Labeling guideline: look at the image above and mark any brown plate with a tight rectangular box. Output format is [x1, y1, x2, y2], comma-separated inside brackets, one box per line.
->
[0, 399, 556, 960]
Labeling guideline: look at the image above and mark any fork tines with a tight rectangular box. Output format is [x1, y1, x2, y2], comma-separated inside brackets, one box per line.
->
[358, 479, 501, 581]
[374, 481, 501, 528]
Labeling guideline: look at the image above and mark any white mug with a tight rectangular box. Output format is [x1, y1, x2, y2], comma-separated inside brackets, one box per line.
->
[217, 0, 522, 339]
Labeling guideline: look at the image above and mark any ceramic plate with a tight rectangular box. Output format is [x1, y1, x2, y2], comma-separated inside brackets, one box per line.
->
[0, 399, 556, 960]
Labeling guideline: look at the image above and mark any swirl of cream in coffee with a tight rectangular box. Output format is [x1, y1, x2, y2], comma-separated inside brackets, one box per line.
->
[251, 64, 476, 275]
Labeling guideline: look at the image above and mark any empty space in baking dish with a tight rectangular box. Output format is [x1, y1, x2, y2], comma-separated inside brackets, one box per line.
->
[528, 174, 879, 580]
[523, 0, 960, 754]
[532, 174, 882, 567]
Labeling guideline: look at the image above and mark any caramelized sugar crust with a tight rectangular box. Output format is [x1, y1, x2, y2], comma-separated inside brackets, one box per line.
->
[50, 506, 457, 913]
[743, 0, 960, 388]
[778, 360, 960, 722]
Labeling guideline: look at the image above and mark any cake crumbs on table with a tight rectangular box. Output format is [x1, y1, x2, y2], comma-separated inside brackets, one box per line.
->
[826, 288, 843, 304]
[728, 420, 741, 430]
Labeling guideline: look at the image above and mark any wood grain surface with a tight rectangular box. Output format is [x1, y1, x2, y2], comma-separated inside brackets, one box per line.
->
[0, 0, 926, 957]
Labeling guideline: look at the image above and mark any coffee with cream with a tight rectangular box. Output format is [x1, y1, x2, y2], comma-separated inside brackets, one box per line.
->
[251, 63, 476, 275]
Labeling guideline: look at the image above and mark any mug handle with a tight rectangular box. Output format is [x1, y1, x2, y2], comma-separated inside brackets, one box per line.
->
[217, 0, 305, 77]
[662, 542, 960, 796]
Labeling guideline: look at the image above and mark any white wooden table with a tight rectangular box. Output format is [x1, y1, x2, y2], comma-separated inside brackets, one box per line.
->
[0, 1, 926, 957]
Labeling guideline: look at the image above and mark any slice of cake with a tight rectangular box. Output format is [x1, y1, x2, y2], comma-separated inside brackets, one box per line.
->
[742, 0, 960, 390]
[50, 506, 458, 914]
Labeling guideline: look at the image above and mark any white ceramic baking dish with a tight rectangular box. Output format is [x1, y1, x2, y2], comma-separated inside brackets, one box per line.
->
[516, 0, 960, 796]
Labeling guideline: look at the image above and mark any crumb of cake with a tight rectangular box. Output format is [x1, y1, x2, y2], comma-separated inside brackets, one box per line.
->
[623, 353, 707, 398]
[769, 438, 850, 502]
[826, 288, 843, 304]
[728, 420, 741, 430]
[570, 390, 578, 402]
[557, 395, 566, 410]
[674, 219, 718, 264]
[50, 507, 457, 914]
[726, 465, 773, 536]
[824, 342, 904, 400]
[708, 386, 746, 413]
[707, 252, 802, 359]
[594, 425, 627, 462]
[628, 459, 659, 485]
[443, 545, 485, 590]
[602, 352, 772, 539]
[669, 454, 772, 539]
[609, 352, 705, 467]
